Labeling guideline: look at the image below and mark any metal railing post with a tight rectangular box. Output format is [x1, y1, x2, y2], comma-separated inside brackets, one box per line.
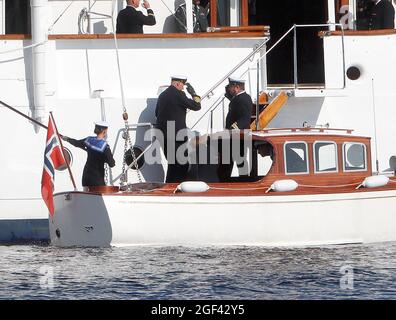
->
[293, 25, 298, 90]
[256, 59, 260, 130]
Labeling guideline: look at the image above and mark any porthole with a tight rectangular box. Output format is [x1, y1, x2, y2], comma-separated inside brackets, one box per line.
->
[56, 147, 73, 171]
[346, 66, 361, 81]
[125, 146, 145, 170]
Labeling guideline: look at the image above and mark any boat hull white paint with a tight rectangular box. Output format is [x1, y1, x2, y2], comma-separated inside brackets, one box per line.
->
[0, 199, 49, 242]
[50, 190, 396, 247]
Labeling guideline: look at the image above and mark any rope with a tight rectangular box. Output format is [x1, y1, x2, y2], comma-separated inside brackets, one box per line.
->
[210, 186, 271, 191]
[109, 11, 142, 184]
[0, 41, 47, 55]
[0, 1, 74, 55]
[158, 0, 188, 32]
[122, 177, 396, 194]
[298, 182, 361, 188]
[78, 8, 89, 34]
[48, 1, 74, 33]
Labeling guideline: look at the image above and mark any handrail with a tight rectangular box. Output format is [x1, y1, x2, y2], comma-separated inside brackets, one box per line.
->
[200, 37, 269, 102]
[250, 23, 346, 91]
[193, 23, 346, 130]
[47, 32, 267, 40]
[112, 94, 227, 183]
[192, 27, 296, 130]
[192, 95, 226, 133]
[190, 36, 269, 129]
[207, 26, 270, 33]
[293, 23, 346, 90]
[209, 96, 226, 134]
[255, 127, 354, 134]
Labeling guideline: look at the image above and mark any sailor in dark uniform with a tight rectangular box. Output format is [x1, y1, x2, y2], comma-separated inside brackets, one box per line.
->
[116, 0, 156, 34]
[225, 77, 253, 130]
[219, 77, 253, 181]
[368, 0, 395, 30]
[62, 122, 115, 187]
[155, 75, 201, 183]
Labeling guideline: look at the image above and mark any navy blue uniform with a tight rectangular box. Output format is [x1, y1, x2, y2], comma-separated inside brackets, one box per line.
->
[218, 91, 253, 181]
[116, 6, 156, 34]
[67, 137, 115, 187]
[155, 85, 201, 183]
[225, 92, 253, 130]
[156, 85, 201, 133]
[369, 0, 395, 30]
[175, 3, 209, 33]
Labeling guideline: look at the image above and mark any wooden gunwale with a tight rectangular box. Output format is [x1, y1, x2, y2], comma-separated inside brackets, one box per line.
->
[0, 31, 269, 41]
[54, 182, 396, 198]
[319, 29, 396, 37]
[53, 132, 396, 198]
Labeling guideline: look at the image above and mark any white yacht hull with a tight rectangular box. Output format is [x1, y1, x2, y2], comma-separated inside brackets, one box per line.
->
[50, 190, 396, 247]
[0, 199, 49, 242]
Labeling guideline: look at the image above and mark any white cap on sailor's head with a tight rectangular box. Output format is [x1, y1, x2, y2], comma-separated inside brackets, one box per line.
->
[171, 75, 188, 83]
[94, 121, 109, 128]
[228, 76, 246, 86]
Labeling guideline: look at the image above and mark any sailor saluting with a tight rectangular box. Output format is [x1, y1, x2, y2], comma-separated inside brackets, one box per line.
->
[61, 121, 115, 188]
[155, 75, 201, 183]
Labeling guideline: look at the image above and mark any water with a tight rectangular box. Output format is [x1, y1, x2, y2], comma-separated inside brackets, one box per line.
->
[1, 243, 396, 300]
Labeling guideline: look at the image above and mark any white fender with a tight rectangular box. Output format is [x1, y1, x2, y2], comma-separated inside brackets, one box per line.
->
[177, 181, 210, 193]
[267, 179, 298, 193]
[361, 175, 389, 188]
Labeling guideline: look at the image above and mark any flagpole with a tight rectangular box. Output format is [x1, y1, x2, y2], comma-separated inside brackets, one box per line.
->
[49, 112, 77, 191]
[0, 99, 47, 129]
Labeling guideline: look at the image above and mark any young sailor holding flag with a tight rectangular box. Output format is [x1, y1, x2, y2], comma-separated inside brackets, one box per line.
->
[62, 121, 115, 188]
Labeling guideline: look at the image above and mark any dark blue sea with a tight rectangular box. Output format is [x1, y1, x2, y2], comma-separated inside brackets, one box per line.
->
[1, 243, 396, 300]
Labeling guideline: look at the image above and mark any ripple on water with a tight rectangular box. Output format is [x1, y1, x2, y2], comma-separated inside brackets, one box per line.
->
[0, 243, 396, 299]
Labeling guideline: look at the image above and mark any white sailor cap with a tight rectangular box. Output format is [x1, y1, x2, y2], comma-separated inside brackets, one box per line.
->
[94, 121, 109, 128]
[171, 75, 188, 83]
[228, 77, 246, 85]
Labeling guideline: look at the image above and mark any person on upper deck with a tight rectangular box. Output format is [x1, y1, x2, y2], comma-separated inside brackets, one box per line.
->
[116, 0, 156, 34]
[155, 76, 202, 183]
[175, 0, 209, 33]
[61, 122, 115, 187]
[368, 0, 395, 30]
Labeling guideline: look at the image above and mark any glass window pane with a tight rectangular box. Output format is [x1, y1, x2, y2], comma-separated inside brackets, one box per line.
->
[343, 143, 366, 171]
[217, 0, 231, 26]
[285, 142, 308, 174]
[315, 142, 337, 172]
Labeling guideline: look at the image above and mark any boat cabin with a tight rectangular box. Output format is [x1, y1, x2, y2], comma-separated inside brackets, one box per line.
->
[192, 128, 372, 187]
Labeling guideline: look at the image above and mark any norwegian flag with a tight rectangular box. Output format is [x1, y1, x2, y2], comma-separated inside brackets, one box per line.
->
[41, 116, 66, 216]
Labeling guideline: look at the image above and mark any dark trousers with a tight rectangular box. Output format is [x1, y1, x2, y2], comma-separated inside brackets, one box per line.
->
[217, 137, 249, 182]
[163, 138, 189, 183]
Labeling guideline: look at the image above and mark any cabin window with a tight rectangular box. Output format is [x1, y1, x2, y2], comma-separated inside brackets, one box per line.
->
[343, 142, 367, 172]
[314, 141, 338, 173]
[284, 142, 309, 174]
